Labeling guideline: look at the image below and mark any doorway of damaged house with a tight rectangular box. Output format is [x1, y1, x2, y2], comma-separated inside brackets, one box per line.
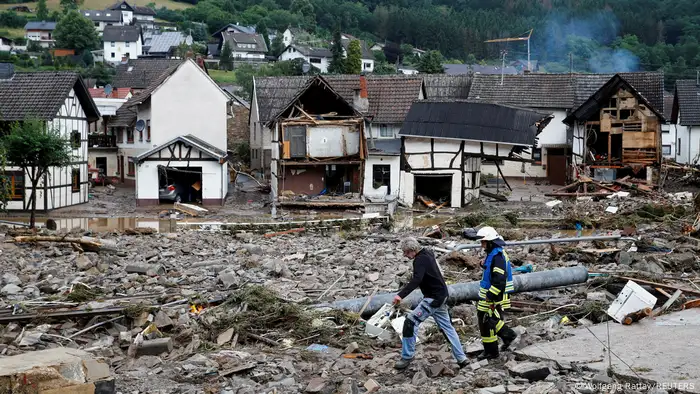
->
[414, 174, 451, 207]
[282, 164, 361, 195]
[158, 165, 203, 204]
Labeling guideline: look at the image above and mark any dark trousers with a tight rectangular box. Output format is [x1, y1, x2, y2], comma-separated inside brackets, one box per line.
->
[477, 303, 517, 355]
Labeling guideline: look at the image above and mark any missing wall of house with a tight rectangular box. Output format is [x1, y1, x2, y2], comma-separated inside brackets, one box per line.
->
[414, 174, 452, 206]
[158, 166, 202, 203]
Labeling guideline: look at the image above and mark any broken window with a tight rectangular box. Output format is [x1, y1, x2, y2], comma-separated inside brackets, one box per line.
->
[128, 158, 135, 176]
[372, 164, 390, 190]
[619, 110, 634, 120]
[608, 98, 617, 108]
[71, 168, 80, 192]
[532, 147, 542, 163]
[1, 171, 24, 201]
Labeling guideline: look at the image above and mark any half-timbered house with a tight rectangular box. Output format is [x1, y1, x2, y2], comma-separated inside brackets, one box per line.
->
[0, 64, 100, 210]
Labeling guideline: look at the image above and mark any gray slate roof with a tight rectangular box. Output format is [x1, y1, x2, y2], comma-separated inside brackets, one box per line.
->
[103, 25, 141, 43]
[286, 44, 332, 58]
[674, 80, 700, 126]
[24, 21, 56, 30]
[0, 71, 99, 121]
[573, 72, 664, 113]
[444, 64, 519, 75]
[112, 58, 182, 89]
[146, 32, 190, 54]
[254, 75, 423, 124]
[400, 100, 548, 146]
[223, 32, 267, 53]
[341, 38, 374, 60]
[81, 9, 121, 22]
[469, 74, 575, 109]
[423, 75, 472, 100]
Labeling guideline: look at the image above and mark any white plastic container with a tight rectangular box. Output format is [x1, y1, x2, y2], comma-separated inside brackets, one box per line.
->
[606, 280, 657, 323]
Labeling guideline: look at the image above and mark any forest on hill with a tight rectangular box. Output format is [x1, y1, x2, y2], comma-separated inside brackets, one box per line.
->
[155, 0, 700, 85]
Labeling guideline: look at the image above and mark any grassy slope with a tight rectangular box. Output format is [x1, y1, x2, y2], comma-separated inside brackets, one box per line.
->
[0, 27, 25, 39]
[208, 69, 236, 84]
[0, 0, 192, 11]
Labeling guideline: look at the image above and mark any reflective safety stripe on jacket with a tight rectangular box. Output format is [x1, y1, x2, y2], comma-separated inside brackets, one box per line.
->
[478, 247, 514, 310]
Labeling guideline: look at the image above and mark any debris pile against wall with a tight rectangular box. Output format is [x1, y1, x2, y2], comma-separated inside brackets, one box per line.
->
[1, 195, 699, 394]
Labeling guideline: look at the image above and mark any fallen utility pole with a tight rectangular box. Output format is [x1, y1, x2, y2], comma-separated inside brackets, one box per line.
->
[315, 266, 589, 316]
[453, 235, 626, 251]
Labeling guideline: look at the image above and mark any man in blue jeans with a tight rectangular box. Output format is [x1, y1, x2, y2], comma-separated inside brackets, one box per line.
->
[393, 237, 469, 370]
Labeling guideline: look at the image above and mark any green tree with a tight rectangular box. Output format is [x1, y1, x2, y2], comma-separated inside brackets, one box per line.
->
[373, 63, 396, 74]
[1, 120, 74, 228]
[345, 40, 361, 74]
[220, 40, 233, 71]
[417, 50, 444, 74]
[257, 21, 271, 52]
[270, 34, 285, 57]
[36, 0, 49, 21]
[53, 10, 100, 52]
[328, 28, 345, 73]
[60, 0, 82, 13]
[290, 0, 314, 29]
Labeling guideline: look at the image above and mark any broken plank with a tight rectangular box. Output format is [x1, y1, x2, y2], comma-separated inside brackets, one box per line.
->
[220, 363, 256, 376]
[653, 289, 683, 317]
[479, 190, 508, 202]
[544, 192, 612, 197]
[174, 202, 208, 217]
[263, 228, 306, 238]
[11, 236, 118, 252]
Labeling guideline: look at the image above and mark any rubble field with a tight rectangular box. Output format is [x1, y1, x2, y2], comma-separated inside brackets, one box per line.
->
[1, 185, 699, 394]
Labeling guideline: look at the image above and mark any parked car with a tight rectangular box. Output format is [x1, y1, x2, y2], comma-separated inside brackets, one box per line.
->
[159, 183, 187, 203]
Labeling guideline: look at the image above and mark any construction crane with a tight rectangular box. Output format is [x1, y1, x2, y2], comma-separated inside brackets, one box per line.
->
[484, 29, 533, 72]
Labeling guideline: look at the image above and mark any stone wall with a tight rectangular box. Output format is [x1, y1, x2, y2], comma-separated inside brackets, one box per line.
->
[228, 103, 250, 156]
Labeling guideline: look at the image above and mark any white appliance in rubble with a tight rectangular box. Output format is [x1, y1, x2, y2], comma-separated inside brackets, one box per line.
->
[606, 280, 657, 323]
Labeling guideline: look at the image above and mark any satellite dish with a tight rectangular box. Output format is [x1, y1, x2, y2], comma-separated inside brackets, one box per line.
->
[104, 84, 113, 96]
[135, 119, 146, 132]
[302, 62, 310, 74]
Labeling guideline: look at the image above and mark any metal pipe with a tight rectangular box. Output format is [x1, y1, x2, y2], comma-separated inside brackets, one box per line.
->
[315, 266, 589, 316]
[454, 235, 625, 251]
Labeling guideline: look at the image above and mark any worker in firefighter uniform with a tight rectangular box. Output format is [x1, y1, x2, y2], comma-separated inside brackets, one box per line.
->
[475, 226, 517, 360]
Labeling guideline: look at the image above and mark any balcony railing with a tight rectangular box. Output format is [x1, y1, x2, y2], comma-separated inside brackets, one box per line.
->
[88, 134, 117, 148]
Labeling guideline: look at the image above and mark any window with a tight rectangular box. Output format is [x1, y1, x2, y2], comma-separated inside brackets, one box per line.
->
[364, 62, 371, 70]
[379, 124, 392, 138]
[95, 22, 100, 27]
[71, 131, 81, 149]
[127, 158, 135, 176]
[146, 120, 151, 142]
[111, 52, 115, 58]
[532, 147, 542, 163]
[138, 126, 143, 142]
[372, 164, 391, 191]
[127, 128, 134, 143]
[678, 138, 682, 154]
[1, 171, 25, 201]
[310, 57, 321, 64]
[111, 41, 115, 47]
[662, 145, 672, 156]
[71, 168, 80, 192]
[126, 41, 130, 47]
[114, 127, 123, 143]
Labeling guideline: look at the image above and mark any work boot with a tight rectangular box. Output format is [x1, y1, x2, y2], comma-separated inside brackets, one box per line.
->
[500, 336, 516, 352]
[394, 358, 413, 370]
[476, 351, 499, 361]
[457, 359, 470, 369]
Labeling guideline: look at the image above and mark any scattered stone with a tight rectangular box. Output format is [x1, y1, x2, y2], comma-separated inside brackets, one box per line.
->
[617, 251, 631, 266]
[343, 342, 359, 354]
[242, 243, 262, 255]
[153, 310, 174, 329]
[586, 291, 607, 301]
[1, 283, 22, 295]
[428, 363, 445, 378]
[522, 382, 556, 394]
[480, 385, 506, 394]
[75, 254, 95, 270]
[366, 272, 380, 282]
[470, 362, 483, 371]
[218, 271, 239, 289]
[412, 370, 429, 385]
[508, 362, 552, 382]
[2, 273, 21, 285]
[305, 377, 326, 393]
[592, 373, 613, 384]
[135, 337, 173, 357]
[364, 379, 380, 393]
[217, 328, 235, 346]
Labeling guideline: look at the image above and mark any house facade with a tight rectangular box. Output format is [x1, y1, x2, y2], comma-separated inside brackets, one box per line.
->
[210, 24, 267, 61]
[112, 58, 182, 92]
[268, 76, 367, 207]
[278, 44, 332, 72]
[0, 36, 13, 51]
[82, 9, 122, 34]
[671, 80, 700, 164]
[0, 64, 100, 210]
[109, 1, 156, 27]
[398, 101, 552, 206]
[143, 31, 191, 58]
[103, 59, 230, 205]
[340, 34, 374, 73]
[282, 27, 304, 47]
[103, 25, 143, 63]
[24, 21, 56, 48]
[565, 74, 665, 182]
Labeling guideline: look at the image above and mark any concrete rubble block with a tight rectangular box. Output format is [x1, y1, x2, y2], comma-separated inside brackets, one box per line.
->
[135, 337, 173, 357]
[125, 264, 165, 276]
[364, 379, 380, 393]
[522, 382, 556, 394]
[217, 328, 235, 346]
[508, 362, 553, 382]
[429, 363, 446, 378]
[2, 273, 21, 285]
[412, 371, 428, 385]
[75, 255, 95, 270]
[591, 373, 613, 385]
[343, 342, 359, 354]
[1, 283, 22, 295]
[305, 377, 327, 393]
[153, 310, 174, 329]
[479, 385, 506, 394]
[0, 348, 112, 394]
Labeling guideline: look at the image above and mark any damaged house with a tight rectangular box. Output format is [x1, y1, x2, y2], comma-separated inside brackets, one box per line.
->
[399, 100, 552, 207]
[268, 76, 367, 208]
[565, 73, 665, 182]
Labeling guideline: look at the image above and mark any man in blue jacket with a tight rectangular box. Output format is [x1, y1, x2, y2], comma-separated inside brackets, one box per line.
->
[393, 237, 469, 370]
[475, 227, 518, 360]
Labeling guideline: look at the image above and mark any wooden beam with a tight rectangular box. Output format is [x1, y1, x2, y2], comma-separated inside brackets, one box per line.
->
[494, 160, 512, 191]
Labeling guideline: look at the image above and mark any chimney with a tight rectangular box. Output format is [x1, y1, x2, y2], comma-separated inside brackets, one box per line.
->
[195, 55, 208, 75]
[121, 56, 128, 64]
[353, 75, 369, 113]
[0, 63, 15, 80]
